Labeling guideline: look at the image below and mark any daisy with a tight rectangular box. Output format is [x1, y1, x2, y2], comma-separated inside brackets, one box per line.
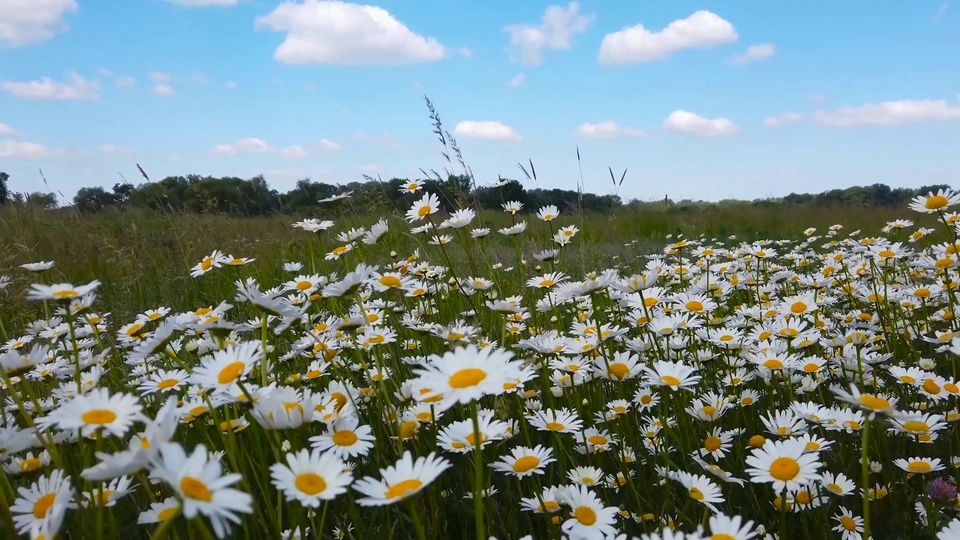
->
[27, 281, 100, 303]
[9, 469, 76, 534]
[21, 261, 55, 272]
[137, 497, 180, 524]
[81, 475, 135, 507]
[832, 508, 864, 540]
[893, 457, 945, 475]
[910, 188, 960, 213]
[270, 448, 353, 507]
[37, 387, 143, 438]
[150, 442, 253, 538]
[410, 345, 524, 412]
[820, 472, 856, 497]
[567, 466, 606, 487]
[530, 408, 583, 434]
[405, 192, 440, 223]
[138, 368, 190, 395]
[190, 251, 227, 278]
[536, 205, 560, 221]
[832, 384, 899, 417]
[560, 485, 620, 539]
[192, 342, 263, 392]
[520, 486, 564, 514]
[673, 471, 724, 513]
[641, 360, 701, 391]
[352, 451, 451, 506]
[309, 415, 376, 459]
[4, 450, 51, 475]
[489, 445, 555, 478]
[707, 513, 756, 540]
[745, 438, 822, 492]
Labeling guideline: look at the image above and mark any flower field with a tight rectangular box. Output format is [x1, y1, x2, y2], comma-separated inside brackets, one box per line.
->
[4, 190, 960, 539]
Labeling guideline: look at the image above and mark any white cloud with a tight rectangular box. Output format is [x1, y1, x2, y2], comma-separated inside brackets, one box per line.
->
[212, 137, 341, 157]
[763, 112, 802, 128]
[225, 81, 238, 90]
[574, 121, 645, 139]
[211, 137, 274, 156]
[507, 73, 526, 87]
[317, 139, 342, 152]
[99, 67, 113, 77]
[164, 0, 243, 5]
[115, 76, 136, 89]
[342, 107, 351, 116]
[1, 72, 100, 100]
[149, 72, 172, 83]
[0, 123, 22, 137]
[599, 10, 738, 65]
[280, 145, 308, 159]
[503, 2, 594, 67]
[458, 47, 472, 58]
[153, 84, 175, 96]
[0, 139, 69, 158]
[934, 1, 950, 21]
[454, 121, 522, 142]
[730, 43, 775, 65]
[663, 110, 739, 138]
[813, 99, 960, 127]
[255, 1, 446, 65]
[0, 0, 77, 46]
[98, 144, 132, 156]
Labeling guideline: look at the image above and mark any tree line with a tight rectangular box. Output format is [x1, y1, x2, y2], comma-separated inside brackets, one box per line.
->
[0, 170, 951, 216]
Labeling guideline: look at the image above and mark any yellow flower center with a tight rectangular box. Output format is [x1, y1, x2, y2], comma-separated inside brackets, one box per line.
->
[923, 379, 942, 394]
[826, 483, 842, 494]
[180, 476, 212, 502]
[840, 516, 857, 531]
[769, 457, 800, 481]
[660, 375, 681, 387]
[587, 435, 607, 446]
[545, 421, 565, 431]
[296, 280, 313, 291]
[157, 507, 177, 521]
[380, 276, 402, 288]
[608, 363, 629, 380]
[32, 493, 57, 519]
[82, 409, 117, 425]
[19, 458, 41, 472]
[926, 195, 949, 210]
[902, 421, 929, 433]
[512, 455, 540, 473]
[294, 473, 328, 495]
[448, 368, 487, 388]
[217, 361, 245, 385]
[574, 506, 597, 525]
[701, 405, 717, 417]
[686, 301, 704, 311]
[157, 379, 179, 390]
[333, 430, 358, 446]
[763, 359, 784, 370]
[689, 487, 705, 501]
[385, 478, 423, 499]
[704, 436, 722, 452]
[858, 395, 890, 410]
[907, 461, 932, 473]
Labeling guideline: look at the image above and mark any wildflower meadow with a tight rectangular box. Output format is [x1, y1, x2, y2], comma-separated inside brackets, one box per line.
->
[4, 186, 960, 540]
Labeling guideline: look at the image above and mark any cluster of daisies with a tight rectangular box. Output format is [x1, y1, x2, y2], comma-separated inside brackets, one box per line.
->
[4, 188, 960, 539]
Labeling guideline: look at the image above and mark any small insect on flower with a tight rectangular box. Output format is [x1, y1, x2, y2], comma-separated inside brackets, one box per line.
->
[270, 448, 353, 507]
[352, 451, 451, 506]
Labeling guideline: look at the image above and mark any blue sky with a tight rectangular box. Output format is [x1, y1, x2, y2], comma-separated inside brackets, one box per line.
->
[1, 0, 958, 202]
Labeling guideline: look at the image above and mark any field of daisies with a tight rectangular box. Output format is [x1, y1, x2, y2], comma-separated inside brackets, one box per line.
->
[4, 189, 960, 540]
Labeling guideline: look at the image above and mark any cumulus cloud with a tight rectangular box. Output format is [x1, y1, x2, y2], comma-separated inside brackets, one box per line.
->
[149, 72, 172, 83]
[730, 43, 775, 65]
[0, 139, 70, 158]
[763, 112, 802, 128]
[663, 110, 739, 138]
[115, 76, 136, 88]
[212, 137, 341, 157]
[0, 0, 77, 46]
[1, 72, 100, 100]
[0, 123, 22, 137]
[574, 121, 645, 139]
[453, 121, 522, 142]
[599, 10, 738, 65]
[225, 81, 238, 90]
[98, 144, 132, 156]
[813, 99, 960, 127]
[503, 2, 594, 67]
[153, 84, 175, 96]
[507, 73, 526, 87]
[164, 0, 244, 6]
[255, 1, 446, 65]
[210, 137, 274, 156]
